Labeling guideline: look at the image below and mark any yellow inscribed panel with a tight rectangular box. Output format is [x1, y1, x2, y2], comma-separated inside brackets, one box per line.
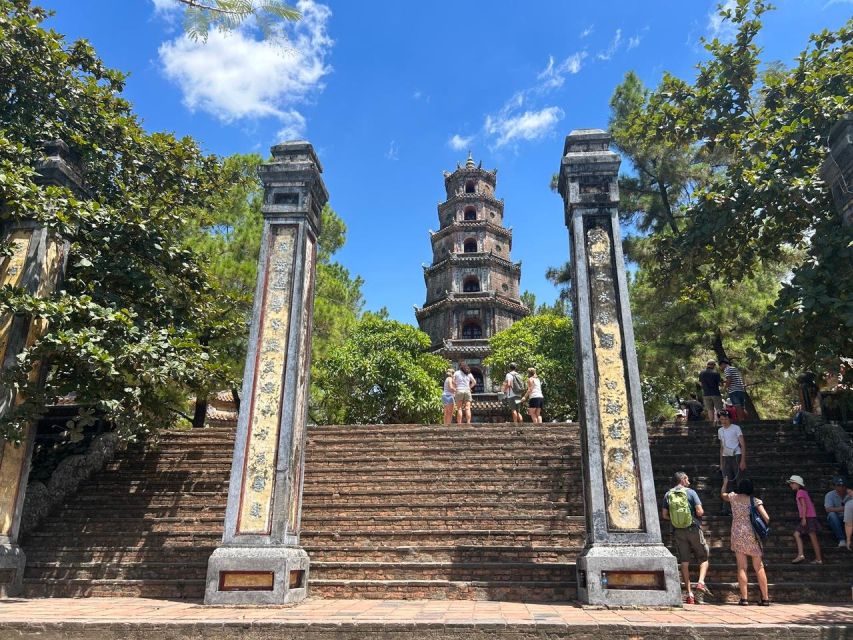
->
[587, 226, 642, 531]
[237, 225, 296, 534]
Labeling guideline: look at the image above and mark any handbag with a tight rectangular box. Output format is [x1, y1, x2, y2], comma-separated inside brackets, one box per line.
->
[749, 496, 770, 540]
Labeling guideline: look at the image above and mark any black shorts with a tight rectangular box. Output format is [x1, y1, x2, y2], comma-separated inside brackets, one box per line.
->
[529, 397, 544, 409]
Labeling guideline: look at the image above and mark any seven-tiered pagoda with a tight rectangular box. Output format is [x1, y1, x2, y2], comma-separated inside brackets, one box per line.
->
[415, 153, 529, 420]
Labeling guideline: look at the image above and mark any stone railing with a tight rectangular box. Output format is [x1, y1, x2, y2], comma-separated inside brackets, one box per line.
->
[800, 411, 853, 477]
[20, 432, 120, 535]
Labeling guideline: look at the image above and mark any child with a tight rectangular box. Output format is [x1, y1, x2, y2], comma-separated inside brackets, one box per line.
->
[787, 474, 824, 564]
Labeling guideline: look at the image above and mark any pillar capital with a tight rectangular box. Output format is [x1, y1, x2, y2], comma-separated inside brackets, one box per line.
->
[259, 140, 328, 236]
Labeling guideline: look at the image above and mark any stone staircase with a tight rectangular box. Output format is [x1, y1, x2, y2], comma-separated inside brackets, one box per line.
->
[20, 420, 853, 603]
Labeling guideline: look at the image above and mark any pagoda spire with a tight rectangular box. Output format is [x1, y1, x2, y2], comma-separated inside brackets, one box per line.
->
[466, 151, 475, 169]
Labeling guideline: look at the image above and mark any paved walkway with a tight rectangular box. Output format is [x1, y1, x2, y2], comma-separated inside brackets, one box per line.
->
[0, 598, 851, 638]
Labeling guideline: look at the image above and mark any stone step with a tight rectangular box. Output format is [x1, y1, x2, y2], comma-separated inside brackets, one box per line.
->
[300, 515, 586, 532]
[307, 579, 577, 602]
[21, 578, 205, 599]
[22, 546, 217, 564]
[303, 478, 577, 491]
[300, 530, 586, 547]
[304, 545, 582, 563]
[301, 488, 576, 505]
[23, 531, 221, 546]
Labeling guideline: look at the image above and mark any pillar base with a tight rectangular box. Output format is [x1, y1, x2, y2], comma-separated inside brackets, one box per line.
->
[576, 544, 681, 607]
[204, 545, 309, 605]
[0, 543, 26, 598]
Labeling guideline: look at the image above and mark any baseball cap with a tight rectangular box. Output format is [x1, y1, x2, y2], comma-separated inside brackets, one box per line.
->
[786, 475, 805, 487]
[832, 476, 846, 486]
[707, 360, 716, 366]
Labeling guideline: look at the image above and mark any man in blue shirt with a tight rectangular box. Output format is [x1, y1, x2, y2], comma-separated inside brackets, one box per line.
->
[824, 476, 849, 547]
[662, 471, 711, 604]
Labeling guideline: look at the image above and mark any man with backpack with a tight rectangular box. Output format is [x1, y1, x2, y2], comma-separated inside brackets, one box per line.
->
[502, 362, 524, 423]
[662, 471, 712, 604]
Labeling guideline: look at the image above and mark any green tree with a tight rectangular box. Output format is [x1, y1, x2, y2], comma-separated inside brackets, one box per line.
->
[0, 0, 243, 441]
[313, 314, 447, 425]
[640, 0, 853, 374]
[174, 0, 300, 42]
[485, 314, 576, 421]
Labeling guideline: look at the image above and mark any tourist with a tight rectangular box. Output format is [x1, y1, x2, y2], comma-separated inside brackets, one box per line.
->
[787, 474, 824, 564]
[719, 358, 747, 422]
[521, 367, 544, 424]
[721, 477, 770, 606]
[661, 471, 712, 605]
[844, 484, 853, 550]
[699, 360, 724, 424]
[441, 368, 456, 426]
[501, 362, 524, 423]
[683, 394, 704, 422]
[717, 411, 746, 515]
[453, 363, 476, 425]
[823, 476, 849, 548]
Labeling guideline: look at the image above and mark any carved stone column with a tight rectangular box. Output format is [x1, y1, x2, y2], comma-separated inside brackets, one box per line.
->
[0, 140, 78, 597]
[205, 141, 326, 605]
[557, 129, 680, 606]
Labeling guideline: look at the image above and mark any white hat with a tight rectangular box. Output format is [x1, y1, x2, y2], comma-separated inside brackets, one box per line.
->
[786, 474, 805, 487]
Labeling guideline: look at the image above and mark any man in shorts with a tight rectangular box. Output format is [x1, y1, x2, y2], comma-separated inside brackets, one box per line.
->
[501, 362, 523, 423]
[453, 363, 476, 424]
[662, 471, 711, 604]
[699, 360, 724, 424]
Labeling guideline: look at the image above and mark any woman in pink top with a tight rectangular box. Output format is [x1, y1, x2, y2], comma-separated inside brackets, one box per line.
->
[787, 474, 824, 564]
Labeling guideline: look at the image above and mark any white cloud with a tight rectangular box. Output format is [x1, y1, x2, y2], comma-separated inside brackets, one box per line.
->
[537, 52, 587, 90]
[580, 25, 594, 38]
[385, 140, 399, 161]
[151, 0, 179, 15]
[484, 106, 564, 149]
[448, 134, 474, 151]
[627, 35, 641, 50]
[824, 0, 853, 5]
[596, 28, 622, 60]
[158, 0, 332, 139]
[707, 0, 738, 41]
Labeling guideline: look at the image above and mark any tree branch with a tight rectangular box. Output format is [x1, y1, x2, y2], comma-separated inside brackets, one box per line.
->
[175, 0, 236, 14]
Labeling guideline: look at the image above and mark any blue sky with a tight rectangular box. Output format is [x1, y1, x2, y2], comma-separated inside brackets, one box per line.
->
[39, 0, 852, 324]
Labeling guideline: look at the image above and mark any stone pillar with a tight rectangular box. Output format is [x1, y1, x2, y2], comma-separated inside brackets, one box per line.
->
[557, 129, 680, 606]
[821, 114, 853, 227]
[205, 141, 326, 605]
[0, 140, 78, 597]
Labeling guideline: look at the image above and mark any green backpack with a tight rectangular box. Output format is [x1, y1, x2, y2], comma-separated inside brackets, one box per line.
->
[667, 488, 694, 529]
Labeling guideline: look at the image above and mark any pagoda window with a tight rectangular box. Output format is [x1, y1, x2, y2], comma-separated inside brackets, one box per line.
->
[463, 276, 480, 292]
[465, 181, 475, 194]
[470, 368, 485, 393]
[462, 320, 483, 339]
[463, 239, 477, 253]
[464, 207, 477, 221]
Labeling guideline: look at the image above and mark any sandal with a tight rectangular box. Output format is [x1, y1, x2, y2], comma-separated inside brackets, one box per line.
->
[791, 555, 805, 564]
[759, 599, 770, 606]
[810, 559, 823, 565]
[739, 598, 749, 606]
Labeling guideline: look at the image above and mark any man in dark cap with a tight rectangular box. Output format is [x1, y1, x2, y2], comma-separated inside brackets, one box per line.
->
[699, 360, 723, 424]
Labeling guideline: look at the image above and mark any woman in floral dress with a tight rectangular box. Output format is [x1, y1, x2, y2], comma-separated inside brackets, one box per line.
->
[721, 477, 771, 605]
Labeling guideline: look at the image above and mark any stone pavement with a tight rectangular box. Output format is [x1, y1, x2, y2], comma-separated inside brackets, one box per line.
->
[0, 598, 851, 639]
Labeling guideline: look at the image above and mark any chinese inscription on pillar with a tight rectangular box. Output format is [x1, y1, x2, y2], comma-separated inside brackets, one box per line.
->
[587, 222, 642, 531]
[237, 225, 297, 534]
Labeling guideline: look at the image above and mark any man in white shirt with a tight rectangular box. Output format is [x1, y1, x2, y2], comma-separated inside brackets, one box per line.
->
[717, 411, 746, 515]
[501, 362, 523, 424]
[453, 363, 476, 424]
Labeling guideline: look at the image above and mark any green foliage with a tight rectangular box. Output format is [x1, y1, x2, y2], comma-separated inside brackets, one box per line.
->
[485, 314, 576, 421]
[637, 1, 853, 372]
[590, 2, 851, 416]
[0, 0, 246, 441]
[313, 314, 446, 425]
[179, 0, 301, 43]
